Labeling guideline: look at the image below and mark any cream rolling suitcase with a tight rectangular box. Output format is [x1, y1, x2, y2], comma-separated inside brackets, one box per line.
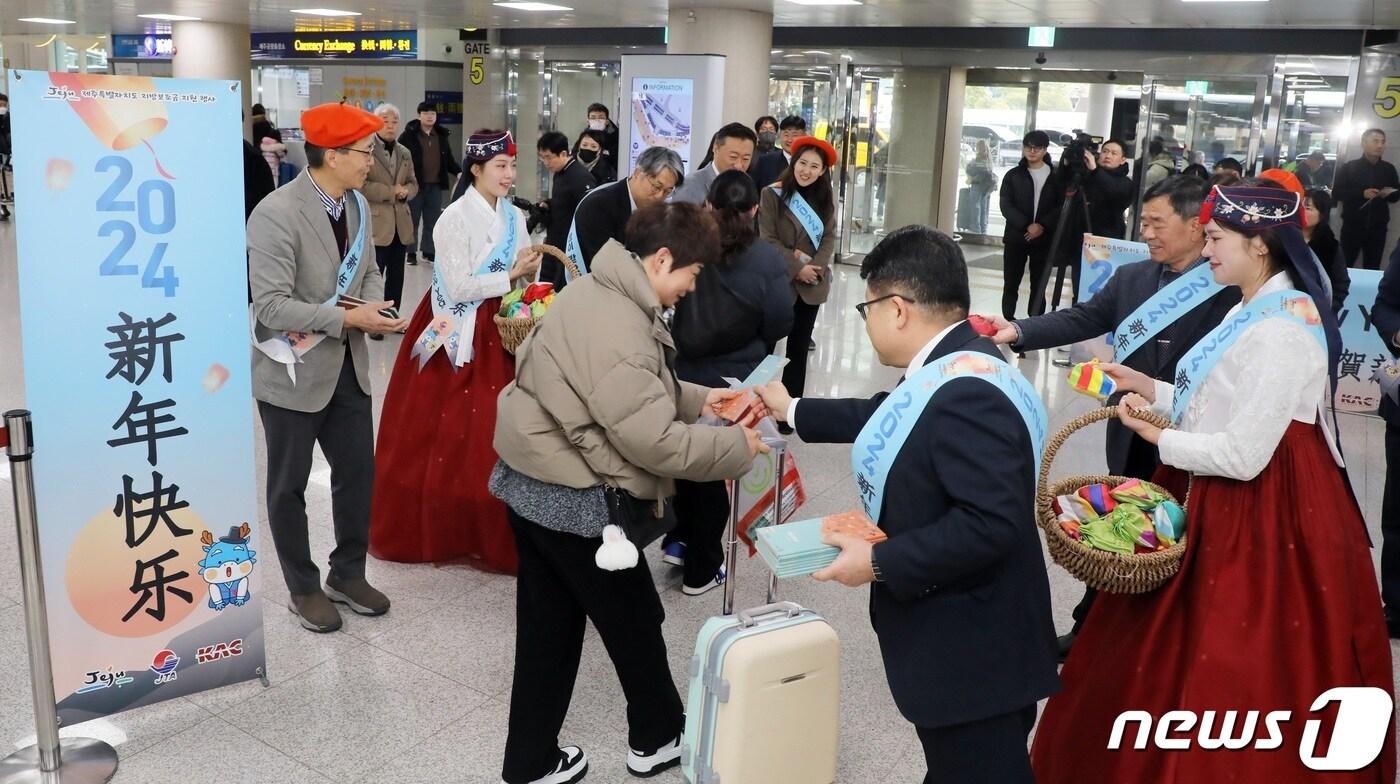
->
[681, 601, 840, 784]
[681, 430, 839, 784]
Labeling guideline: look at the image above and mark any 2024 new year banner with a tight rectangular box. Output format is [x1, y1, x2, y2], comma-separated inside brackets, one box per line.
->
[9, 70, 264, 724]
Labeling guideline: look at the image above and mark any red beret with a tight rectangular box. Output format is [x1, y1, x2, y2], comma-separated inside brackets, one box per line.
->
[1258, 167, 1304, 196]
[792, 136, 838, 168]
[301, 102, 384, 149]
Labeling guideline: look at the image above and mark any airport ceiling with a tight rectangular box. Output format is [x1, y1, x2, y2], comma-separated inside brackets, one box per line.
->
[0, 0, 1395, 37]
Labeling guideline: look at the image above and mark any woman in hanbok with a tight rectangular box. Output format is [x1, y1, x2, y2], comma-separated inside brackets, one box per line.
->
[1030, 184, 1395, 782]
[369, 130, 541, 572]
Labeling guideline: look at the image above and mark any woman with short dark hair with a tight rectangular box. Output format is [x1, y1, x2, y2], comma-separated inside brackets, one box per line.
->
[572, 128, 615, 184]
[490, 202, 769, 784]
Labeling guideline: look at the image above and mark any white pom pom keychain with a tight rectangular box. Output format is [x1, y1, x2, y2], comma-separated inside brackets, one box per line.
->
[595, 524, 639, 571]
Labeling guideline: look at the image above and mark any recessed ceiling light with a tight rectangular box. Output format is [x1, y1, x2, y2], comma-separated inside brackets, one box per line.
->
[138, 13, 202, 21]
[493, 1, 574, 10]
[18, 17, 76, 25]
[289, 8, 362, 17]
[783, 0, 862, 5]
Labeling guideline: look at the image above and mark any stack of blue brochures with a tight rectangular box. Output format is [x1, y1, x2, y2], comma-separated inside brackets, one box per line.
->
[755, 518, 840, 579]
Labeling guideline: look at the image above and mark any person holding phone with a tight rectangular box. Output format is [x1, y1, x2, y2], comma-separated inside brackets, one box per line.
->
[758, 136, 838, 431]
[248, 102, 407, 633]
[369, 130, 541, 572]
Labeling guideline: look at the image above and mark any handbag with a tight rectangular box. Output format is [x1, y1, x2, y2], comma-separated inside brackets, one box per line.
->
[604, 485, 677, 549]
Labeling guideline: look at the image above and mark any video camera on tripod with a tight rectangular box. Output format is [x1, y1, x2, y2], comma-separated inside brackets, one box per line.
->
[1057, 131, 1103, 184]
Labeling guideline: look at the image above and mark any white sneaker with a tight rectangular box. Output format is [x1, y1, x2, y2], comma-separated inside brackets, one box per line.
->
[627, 734, 682, 777]
[504, 746, 587, 784]
[682, 567, 726, 597]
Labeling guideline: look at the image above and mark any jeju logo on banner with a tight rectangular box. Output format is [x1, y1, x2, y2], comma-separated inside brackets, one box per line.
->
[8, 70, 264, 725]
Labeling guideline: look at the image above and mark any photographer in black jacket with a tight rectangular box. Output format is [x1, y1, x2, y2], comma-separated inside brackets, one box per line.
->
[1049, 137, 1135, 307]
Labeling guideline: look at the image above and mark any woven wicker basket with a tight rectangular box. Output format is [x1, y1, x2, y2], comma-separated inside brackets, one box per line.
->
[494, 244, 580, 355]
[1037, 406, 1190, 594]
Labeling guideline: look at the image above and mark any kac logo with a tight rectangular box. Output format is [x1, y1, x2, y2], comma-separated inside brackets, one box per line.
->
[1109, 687, 1394, 771]
[196, 638, 244, 664]
[149, 649, 179, 685]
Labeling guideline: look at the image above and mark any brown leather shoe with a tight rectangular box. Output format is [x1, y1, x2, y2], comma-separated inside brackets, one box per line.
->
[325, 576, 390, 616]
[288, 590, 343, 633]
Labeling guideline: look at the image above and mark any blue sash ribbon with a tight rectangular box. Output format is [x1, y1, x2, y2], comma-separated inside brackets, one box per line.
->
[1170, 289, 1327, 426]
[252, 190, 369, 383]
[566, 180, 622, 281]
[410, 203, 519, 369]
[1111, 262, 1224, 362]
[851, 350, 1047, 522]
[771, 185, 824, 250]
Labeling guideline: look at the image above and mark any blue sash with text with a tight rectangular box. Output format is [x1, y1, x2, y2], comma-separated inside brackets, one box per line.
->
[1111, 262, 1224, 362]
[1170, 289, 1327, 426]
[252, 190, 369, 383]
[771, 185, 824, 250]
[566, 180, 623, 281]
[851, 351, 1047, 521]
[411, 203, 519, 369]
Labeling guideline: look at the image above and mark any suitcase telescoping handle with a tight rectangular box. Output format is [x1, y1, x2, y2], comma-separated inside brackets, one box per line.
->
[736, 601, 803, 628]
[722, 433, 788, 616]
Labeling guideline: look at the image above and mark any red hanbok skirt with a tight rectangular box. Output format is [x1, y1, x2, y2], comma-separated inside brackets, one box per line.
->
[368, 291, 518, 574]
[1031, 422, 1395, 783]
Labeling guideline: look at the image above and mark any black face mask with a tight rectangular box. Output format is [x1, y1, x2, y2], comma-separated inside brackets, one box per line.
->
[578, 149, 599, 164]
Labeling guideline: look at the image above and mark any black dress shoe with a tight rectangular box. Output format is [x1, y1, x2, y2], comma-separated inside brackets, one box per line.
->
[1055, 632, 1076, 662]
[406, 253, 418, 266]
[807, 338, 816, 351]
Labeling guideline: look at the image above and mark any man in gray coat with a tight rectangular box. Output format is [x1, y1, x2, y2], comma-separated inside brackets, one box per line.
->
[670, 122, 756, 204]
[248, 103, 407, 633]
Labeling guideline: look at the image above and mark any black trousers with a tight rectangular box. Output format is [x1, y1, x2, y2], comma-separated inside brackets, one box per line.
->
[1002, 240, 1050, 320]
[1342, 222, 1388, 270]
[917, 705, 1037, 784]
[408, 184, 444, 258]
[375, 237, 407, 313]
[782, 299, 821, 398]
[671, 479, 729, 588]
[503, 509, 684, 783]
[1382, 418, 1400, 618]
[257, 349, 374, 595]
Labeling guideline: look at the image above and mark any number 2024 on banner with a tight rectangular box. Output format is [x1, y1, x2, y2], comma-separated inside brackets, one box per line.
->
[96, 155, 179, 296]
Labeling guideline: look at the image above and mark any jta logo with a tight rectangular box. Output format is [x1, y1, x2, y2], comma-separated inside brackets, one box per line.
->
[149, 649, 179, 685]
[1109, 687, 1394, 771]
[196, 638, 243, 664]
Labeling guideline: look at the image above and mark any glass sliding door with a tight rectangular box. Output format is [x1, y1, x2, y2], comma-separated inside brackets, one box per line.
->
[1138, 77, 1265, 174]
[955, 83, 1031, 239]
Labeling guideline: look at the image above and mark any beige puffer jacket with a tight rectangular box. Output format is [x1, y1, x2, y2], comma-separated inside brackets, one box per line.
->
[493, 240, 754, 501]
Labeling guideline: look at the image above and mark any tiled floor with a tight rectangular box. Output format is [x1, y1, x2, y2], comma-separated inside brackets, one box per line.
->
[0, 222, 1395, 783]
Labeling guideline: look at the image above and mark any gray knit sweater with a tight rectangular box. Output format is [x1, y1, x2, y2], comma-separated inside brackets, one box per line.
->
[488, 461, 611, 538]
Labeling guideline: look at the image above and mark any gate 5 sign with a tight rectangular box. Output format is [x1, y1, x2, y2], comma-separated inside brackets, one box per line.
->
[8, 71, 264, 725]
[465, 42, 490, 85]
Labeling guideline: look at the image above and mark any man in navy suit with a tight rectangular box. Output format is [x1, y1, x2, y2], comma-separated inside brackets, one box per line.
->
[756, 225, 1058, 784]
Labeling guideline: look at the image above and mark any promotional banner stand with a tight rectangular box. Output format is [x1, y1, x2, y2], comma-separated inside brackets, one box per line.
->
[0, 411, 118, 784]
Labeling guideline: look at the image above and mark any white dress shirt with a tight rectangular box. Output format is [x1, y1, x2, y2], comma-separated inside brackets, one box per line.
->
[432, 186, 531, 365]
[1148, 272, 1341, 480]
[788, 320, 964, 429]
